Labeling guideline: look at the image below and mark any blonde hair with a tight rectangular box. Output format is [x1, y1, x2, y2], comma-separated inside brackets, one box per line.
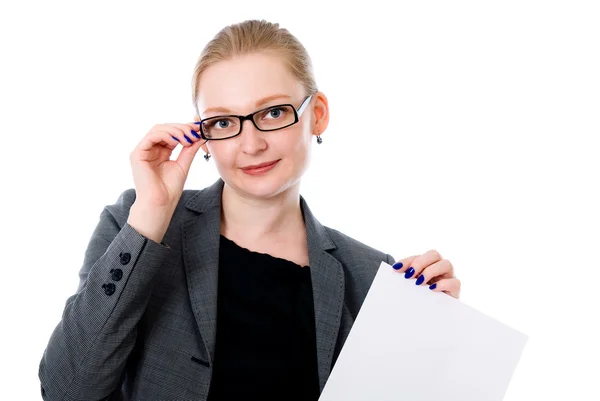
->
[191, 19, 318, 108]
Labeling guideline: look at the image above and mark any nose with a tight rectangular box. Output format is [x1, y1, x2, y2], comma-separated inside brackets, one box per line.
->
[238, 119, 267, 154]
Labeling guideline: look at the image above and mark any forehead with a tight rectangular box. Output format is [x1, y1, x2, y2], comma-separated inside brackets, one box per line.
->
[196, 53, 304, 115]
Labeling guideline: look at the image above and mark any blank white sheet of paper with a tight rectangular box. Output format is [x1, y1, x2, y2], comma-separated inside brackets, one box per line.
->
[319, 261, 528, 401]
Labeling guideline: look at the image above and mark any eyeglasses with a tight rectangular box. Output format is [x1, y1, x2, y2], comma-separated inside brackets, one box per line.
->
[196, 94, 313, 141]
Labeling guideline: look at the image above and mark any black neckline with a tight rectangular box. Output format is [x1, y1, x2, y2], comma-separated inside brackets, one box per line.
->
[220, 234, 310, 269]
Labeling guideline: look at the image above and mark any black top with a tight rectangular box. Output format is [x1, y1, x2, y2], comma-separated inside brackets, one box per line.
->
[206, 235, 320, 401]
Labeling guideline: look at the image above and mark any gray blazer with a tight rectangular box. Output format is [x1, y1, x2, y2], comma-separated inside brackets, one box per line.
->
[39, 178, 395, 401]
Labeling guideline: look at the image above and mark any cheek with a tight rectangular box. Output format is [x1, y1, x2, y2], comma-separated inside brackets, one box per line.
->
[207, 143, 238, 179]
[208, 141, 235, 163]
[281, 131, 312, 175]
[286, 126, 312, 154]
[276, 136, 309, 169]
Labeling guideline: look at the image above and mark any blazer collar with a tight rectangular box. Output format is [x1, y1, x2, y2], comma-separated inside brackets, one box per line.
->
[182, 178, 344, 392]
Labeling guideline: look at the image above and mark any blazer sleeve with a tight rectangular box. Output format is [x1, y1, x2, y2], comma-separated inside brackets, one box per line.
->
[385, 253, 396, 266]
[38, 189, 176, 401]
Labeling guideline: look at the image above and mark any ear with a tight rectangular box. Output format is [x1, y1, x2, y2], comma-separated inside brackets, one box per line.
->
[311, 91, 329, 138]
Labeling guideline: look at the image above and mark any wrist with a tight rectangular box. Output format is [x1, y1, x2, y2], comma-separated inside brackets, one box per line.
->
[127, 202, 174, 244]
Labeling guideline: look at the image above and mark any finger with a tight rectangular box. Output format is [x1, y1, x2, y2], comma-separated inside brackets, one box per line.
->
[403, 249, 443, 280]
[391, 255, 419, 274]
[163, 123, 203, 145]
[136, 130, 181, 153]
[193, 120, 211, 142]
[176, 137, 204, 175]
[429, 277, 461, 299]
[141, 125, 193, 151]
[427, 271, 453, 285]
[183, 122, 204, 142]
[187, 122, 209, 146]
[413, 259, 454, 287]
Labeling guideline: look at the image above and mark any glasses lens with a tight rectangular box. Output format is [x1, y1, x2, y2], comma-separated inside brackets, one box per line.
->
[253, 105, 296, 131]
[202, 116, 240, 139]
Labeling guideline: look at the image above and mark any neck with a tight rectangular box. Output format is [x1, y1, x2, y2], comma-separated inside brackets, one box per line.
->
[220, 181, 304, 241]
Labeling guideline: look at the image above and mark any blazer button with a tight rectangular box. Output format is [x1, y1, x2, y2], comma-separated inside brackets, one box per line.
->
[110, 268, 123, 281]
[102, 283, 116, 296]
[119, 252, 131, 265]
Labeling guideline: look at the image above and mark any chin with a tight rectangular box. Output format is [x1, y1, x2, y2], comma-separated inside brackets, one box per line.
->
[237, 174, 294, 198]
[221, 167, 297, 199]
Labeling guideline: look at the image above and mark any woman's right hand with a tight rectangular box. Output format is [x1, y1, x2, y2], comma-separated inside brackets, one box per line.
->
[130, 120, 206, 208]
[127, 120, 206, 243]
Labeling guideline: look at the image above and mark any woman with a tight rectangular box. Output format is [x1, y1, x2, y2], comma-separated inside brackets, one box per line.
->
[38, 19, 461, 401]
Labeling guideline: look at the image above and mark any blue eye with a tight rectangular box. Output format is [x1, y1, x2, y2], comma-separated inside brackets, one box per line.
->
[205, 118, 234, 130]
[263, 106, 288, 120]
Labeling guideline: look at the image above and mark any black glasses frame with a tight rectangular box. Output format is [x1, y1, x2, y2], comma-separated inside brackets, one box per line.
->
[196, 94, 313, 141]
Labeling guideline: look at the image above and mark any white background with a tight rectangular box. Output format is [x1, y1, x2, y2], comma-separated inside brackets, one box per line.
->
[1, 0, 598, 399]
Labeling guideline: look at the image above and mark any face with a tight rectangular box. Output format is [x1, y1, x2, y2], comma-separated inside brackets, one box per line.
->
[195, 52, 328, 200]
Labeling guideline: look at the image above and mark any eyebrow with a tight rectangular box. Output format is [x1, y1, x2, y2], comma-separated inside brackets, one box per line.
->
[202, 94, 292, 116]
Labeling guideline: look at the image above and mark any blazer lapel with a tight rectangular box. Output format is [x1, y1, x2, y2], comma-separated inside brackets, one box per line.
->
[182, 179, 223, 365]
[183, 178, 345, 392]
[300, 196, 345, 392]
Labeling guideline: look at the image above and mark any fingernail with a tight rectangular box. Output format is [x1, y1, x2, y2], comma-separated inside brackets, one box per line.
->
[171, 135, 180, 142]
[193, 122, 201, 125]
[184, 134, 192, 144]
[190, 130, 200, 139]
[404, 267, 415, 279]
[392, 262, 403, 270]
[429, 283, 437, 290]
[415, 275, 425, 285]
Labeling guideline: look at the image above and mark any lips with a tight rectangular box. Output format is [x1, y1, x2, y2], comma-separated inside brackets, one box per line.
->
[240, 160, 280, 170]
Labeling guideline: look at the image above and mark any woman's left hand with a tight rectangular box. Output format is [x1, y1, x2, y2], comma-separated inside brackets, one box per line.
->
[392, 250, 461, 300]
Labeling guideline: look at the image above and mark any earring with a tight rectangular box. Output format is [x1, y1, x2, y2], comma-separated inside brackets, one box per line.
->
[317, 135, 323, 144]
[204, 153, 211, 161]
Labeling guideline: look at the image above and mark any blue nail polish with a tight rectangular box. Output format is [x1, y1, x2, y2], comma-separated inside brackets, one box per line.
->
[190, 130, 200, 139]
[171, 135, 180, 142]
[404, 267, 415, 279]
[184, 134, 192, 144]
[193, 121, 201, 125]
[415, 275, 424, 285]
[429, 283, 437, 290]
[392, 262, 403, 270]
